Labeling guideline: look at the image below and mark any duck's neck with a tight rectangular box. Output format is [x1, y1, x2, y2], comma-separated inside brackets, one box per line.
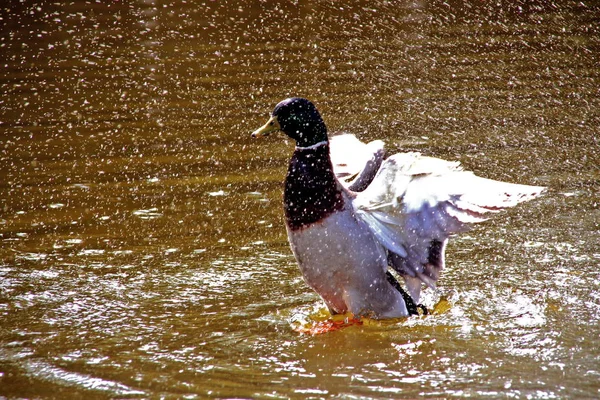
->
[284, 142, 345, 231]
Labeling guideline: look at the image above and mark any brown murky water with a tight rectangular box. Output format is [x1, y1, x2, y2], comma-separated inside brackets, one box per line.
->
[1, 1, 599, 398]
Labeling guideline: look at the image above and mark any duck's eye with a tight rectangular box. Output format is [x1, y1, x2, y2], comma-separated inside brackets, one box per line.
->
[269, 121, 275, 126]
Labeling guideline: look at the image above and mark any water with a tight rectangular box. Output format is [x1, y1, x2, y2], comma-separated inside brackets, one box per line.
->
[1, 1, 599, 398]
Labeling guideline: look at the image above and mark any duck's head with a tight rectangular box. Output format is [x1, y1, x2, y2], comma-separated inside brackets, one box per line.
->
[251, 97, 328, 147]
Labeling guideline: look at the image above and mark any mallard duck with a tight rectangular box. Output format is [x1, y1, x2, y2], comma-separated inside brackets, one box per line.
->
[251, 97, 545, 319]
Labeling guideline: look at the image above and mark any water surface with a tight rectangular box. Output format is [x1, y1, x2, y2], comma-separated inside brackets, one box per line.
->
[1, 1, 599, 398]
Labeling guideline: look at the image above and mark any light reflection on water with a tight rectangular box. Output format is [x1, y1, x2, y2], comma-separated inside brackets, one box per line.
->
[1, 0, 599, 398]
[6, 242, 596, 397]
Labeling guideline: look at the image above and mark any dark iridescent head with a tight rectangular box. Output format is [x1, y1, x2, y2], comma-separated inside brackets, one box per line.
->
[251, 97, 328, 147]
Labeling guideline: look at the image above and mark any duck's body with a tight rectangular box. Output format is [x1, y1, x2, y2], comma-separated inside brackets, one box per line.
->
[285, 143, 409, 318]
[252, 97, 545, 319]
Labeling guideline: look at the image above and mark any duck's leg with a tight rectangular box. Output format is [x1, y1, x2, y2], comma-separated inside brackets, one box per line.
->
[386, 271, 428, 316]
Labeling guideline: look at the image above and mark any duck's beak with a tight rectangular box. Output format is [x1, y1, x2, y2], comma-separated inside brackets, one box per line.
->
[251, 116, 281, 138]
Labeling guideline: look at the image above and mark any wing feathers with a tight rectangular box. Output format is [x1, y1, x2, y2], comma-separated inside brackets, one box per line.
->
[357, 211, 408, 258]
[354, 149, 545, 298]
[330, 133, 385, 192]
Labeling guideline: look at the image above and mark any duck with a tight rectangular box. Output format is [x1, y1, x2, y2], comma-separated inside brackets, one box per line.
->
[251, 97, 545, 319]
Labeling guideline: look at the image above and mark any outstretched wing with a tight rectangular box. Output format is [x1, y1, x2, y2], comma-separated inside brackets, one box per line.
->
[353, 152, 545, 301]
[330, 133, 385, 192]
